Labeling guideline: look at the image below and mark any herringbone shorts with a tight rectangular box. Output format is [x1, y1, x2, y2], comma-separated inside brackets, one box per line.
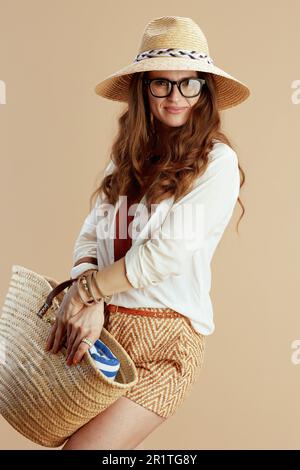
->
[103, 303, 206, 419]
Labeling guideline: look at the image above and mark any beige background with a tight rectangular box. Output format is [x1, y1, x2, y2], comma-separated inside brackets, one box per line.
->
[1, 0, 299, 450]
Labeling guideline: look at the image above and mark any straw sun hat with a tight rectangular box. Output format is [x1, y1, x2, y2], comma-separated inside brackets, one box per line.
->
[94, 15, 250, 110]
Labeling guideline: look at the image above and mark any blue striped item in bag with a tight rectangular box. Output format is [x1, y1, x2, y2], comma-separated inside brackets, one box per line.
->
[88, 339, 120, 381]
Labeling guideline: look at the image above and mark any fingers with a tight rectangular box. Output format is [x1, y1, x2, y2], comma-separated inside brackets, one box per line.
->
[45, 296, 103, 366]
[66, 323, 72, 353]
[45, 289, 83, 353]
[45, 318, 67, 354]
[66, 333, 94, 366]
[66, 326, 77, 360]
[51, 320, 66, 354]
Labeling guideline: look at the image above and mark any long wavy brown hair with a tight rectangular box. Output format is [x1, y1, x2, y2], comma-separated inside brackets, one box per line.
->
[90, 70, 245, 233]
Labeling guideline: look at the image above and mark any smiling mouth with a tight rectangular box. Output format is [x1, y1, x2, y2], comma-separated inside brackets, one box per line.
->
[165, 107, 186, 114]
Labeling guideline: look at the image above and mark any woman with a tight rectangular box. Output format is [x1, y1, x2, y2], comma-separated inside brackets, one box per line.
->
[45, 16, 250, 450]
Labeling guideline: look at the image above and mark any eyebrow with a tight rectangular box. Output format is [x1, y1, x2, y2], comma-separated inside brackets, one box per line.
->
[148, 76, 199, 80]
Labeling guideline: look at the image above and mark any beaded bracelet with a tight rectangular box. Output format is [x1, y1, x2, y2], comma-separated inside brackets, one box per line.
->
[90, 271, 112, 304]
[87, 271, 103, 304]
[77, 271, 112, 305]
[77, 275, 97, 306]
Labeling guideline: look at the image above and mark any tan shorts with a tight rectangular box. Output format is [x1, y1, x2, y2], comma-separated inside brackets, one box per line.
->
[103, 303, 206, 419]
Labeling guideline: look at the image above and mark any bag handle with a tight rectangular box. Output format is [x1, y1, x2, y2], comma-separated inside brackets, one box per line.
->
[37, 278, 76, 319]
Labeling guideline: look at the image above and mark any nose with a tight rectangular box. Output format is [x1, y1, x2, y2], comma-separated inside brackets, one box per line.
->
[167, 83, 182, 102]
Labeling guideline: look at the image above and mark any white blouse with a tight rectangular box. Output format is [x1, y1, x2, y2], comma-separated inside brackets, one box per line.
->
[70, 141, 240, 336]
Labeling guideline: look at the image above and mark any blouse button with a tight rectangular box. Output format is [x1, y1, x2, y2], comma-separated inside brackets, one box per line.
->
[104, 210, 108, 217]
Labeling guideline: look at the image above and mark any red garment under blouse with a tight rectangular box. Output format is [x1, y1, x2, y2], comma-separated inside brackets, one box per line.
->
[114, 193, 142, 262]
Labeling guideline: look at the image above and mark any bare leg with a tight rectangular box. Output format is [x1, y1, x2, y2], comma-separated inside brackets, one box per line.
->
[62, 396, 167, 450]
[134, 441, 146, 450]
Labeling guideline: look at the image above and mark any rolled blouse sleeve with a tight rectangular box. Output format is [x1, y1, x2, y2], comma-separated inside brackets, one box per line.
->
[125, 147, 240, 289]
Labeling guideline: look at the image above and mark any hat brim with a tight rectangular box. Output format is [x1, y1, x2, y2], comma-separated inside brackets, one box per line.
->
[94, 57, 250, 110]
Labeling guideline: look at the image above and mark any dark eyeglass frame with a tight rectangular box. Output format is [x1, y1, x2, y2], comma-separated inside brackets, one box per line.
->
[143, 77, 206, 98]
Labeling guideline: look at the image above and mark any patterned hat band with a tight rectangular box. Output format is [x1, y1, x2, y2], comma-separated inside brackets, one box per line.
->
[134, 47, 214, 65]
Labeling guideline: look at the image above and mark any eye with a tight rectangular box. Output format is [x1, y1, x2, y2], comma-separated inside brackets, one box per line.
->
[181, 79, 193, 85]
[154, 79, 169, 87]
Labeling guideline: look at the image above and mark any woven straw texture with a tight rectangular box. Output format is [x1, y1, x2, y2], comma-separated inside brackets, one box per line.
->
[0, 265, 138, 448]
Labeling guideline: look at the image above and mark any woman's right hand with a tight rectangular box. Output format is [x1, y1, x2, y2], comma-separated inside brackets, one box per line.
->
[45, 269, 98, 354]
[64, 299, 105, 365]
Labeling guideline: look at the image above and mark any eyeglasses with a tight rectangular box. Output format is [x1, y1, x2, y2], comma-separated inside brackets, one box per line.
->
[143, 77, 206, 98]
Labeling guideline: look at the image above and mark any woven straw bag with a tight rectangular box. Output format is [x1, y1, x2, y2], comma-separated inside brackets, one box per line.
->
[0, 265, 138, 448]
